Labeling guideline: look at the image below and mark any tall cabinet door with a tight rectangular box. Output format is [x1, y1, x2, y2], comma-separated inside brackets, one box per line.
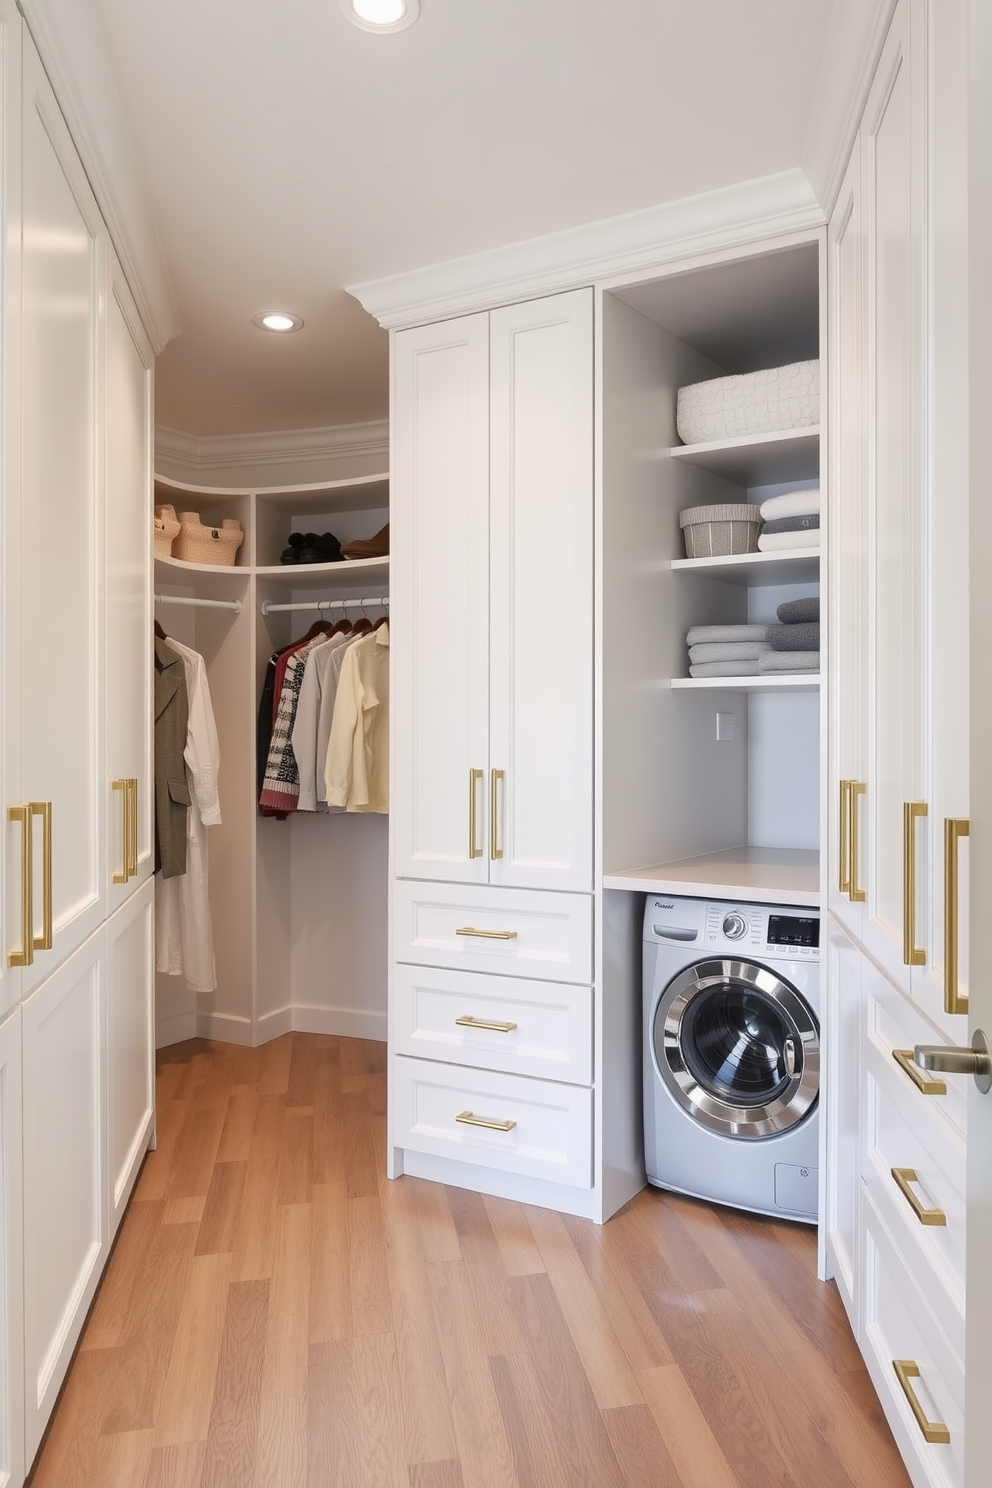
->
[15, 40, 105, 992]
[0, 1007, 24, 1488]
[392, 313, 491, 884]
[488, 290, 594, 894]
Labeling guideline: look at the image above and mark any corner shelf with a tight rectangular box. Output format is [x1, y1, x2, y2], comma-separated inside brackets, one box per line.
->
[669, 426, 820, 485]
[671, 548, 819, 586]
[671, 674, 819, 692]
[255, 555, 389, 587]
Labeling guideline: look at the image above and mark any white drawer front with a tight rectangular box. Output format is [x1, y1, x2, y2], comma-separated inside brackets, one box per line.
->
[392, 1056, 592, 1188]
[864, 959, 968, 1142]
[862, 1191, 964, 1488]
[393, 880, 592, 985]
[393, 964, 593, 1084]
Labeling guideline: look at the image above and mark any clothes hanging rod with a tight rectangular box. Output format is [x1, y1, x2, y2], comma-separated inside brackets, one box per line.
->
[154, 593, 243, 614]
[260, 596, 389, 616]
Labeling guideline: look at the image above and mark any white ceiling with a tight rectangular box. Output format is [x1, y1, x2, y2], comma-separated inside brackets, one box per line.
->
[89, 0, 839, 438]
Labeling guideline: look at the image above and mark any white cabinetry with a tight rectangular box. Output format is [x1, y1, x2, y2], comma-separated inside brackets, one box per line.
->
[0, 1007, 23, 1488]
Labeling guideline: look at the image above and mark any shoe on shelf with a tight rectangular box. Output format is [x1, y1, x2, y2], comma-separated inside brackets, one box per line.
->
[285, 531, 343, 564]
[341, 523, 389, 560]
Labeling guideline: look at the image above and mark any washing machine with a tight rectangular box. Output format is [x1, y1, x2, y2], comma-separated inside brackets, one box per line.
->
[643, 893, 820, 1223]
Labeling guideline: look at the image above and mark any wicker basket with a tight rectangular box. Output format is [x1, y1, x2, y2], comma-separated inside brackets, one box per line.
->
[153, 504, 181, 557]
[679, 504, 761, 559]
[174, 511, 244, 566]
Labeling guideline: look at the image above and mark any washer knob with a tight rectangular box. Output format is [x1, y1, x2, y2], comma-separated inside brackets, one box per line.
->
[722, 912, 748, 940]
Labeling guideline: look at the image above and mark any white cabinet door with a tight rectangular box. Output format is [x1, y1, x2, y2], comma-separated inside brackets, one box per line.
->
[489, 290, 593, 893]
[0, 1007, 24, 1488]
[392, 313, 491, 884]
[21, 930, 105, 1464]
[823, 914, 862, 1329]
[105, 255, 154, 909]
[105, 879, 154, 1237]
[15, 39, 106, 994]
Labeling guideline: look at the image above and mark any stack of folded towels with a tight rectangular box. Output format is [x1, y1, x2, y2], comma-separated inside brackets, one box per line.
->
[757, 597, 819, 674]
[757, 488, 820, 550]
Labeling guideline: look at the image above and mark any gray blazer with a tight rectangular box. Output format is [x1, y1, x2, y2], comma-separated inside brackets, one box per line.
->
[155, 636, 191, 879]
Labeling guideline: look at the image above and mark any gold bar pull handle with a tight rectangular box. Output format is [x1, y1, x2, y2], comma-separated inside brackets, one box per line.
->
[943, 818, 969, 1015]
[455, 1015, 518, 1033]
[903, 801, 928, 966]
[490, 768, 504, 861]
[113, 779, 129, 883]
[30, 801, 53, 951]
[850, 781, 866, 902]
[893, 1047, 946, 1097]
[455, 926, 518, 941]
[128, 779, 139, 879]
[468, 768, 483, 859]
[892, 1360, 950, 1445]
[839, 779, 852, 895]
[890, 1168, 947, 1226]
[7, 805, 34, 967]
[455, 1110, 516, 1133]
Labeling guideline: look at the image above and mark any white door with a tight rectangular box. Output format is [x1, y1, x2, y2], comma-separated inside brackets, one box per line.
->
[105, 879, 154, 1237]
[0, 1006, 24, 1488]
[488, 290, 594, 894]
[392, 313, 491, 884]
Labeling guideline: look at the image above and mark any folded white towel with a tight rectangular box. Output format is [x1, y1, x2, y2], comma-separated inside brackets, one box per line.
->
[758, 650, 820, 672]
[757, 528, 821, 552]
[685, 624, 770, 646]
[689, 661, 761, 678]
[688, 642, 770, 664]
[759, 489, 821, 521]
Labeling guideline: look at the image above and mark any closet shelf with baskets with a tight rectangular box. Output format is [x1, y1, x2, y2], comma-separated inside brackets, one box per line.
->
[669, 425, 820, 485]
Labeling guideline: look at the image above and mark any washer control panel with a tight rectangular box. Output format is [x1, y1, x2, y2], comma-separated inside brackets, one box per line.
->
[644, 895, 819, 960]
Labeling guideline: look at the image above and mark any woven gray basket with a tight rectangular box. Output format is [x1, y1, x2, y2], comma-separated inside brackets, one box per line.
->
[679, 504, 762, 558]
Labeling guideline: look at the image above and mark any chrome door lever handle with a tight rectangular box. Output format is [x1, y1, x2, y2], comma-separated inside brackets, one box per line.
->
[914, 1031, 992, 1094]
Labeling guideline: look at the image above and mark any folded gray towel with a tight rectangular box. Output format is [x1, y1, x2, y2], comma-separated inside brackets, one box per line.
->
[758, 650, 820, 672]
[685, 624, 770, 646]
[688, 642, 771, 663]
[777, 597, 819, 624]
[761, 514, 820, 535]
[689, 661, 761, 677]
[768, 622, 820, 652]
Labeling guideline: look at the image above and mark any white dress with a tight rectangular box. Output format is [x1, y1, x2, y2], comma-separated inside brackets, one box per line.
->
[155, 639, 222, 991]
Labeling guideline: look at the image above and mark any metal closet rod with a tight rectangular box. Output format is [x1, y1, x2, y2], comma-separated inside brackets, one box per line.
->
[155, 593, 243, 614]
[260, 596, 389, 616]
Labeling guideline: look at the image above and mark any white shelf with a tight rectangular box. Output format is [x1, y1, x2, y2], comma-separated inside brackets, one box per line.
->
[604, 846, 820, 907]
[671, 547, 819, 586]
[671, 673, 819, 692]
[255, 555, 389, 586]
[154, 554, 249, 580]
[669, 425, 819, 485]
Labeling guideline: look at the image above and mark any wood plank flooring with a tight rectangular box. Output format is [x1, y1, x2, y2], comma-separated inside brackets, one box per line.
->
[27, 1034, 911, 1488]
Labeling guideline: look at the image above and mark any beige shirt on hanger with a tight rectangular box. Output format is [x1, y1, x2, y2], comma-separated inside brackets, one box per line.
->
[324, 624, 389, 812]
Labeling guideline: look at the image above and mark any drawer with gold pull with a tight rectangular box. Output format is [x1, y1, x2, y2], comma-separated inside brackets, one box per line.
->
[393, 963, 592, 1082]
[863, 956, 967, 1141]
[392, 1055, 592, 1187]
[394, 880, 592, 984]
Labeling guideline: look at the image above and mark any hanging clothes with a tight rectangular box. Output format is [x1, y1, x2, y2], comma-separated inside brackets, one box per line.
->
[154, 634, 191, 878]
[324, 622, 389, 812]
[292, 627, 357, 812]
[259, 631, 330, 813]
[155, 637, 222, 992]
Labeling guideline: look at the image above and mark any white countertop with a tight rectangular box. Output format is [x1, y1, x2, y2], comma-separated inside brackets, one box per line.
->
[603, 846, 820, 907]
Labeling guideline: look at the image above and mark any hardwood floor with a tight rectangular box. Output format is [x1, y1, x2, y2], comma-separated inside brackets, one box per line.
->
[27, 1034, 910, 1488]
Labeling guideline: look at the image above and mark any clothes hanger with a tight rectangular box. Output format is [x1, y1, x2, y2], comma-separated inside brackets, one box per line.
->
[154, 619, 167, 640]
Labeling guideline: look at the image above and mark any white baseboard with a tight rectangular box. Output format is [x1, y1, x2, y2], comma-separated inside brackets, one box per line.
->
[155, 1010, 197, 1048]
[195, 1010, 255, 1046]
[292, 1004, 387, 1042]
[256, 1005, 294, 1042]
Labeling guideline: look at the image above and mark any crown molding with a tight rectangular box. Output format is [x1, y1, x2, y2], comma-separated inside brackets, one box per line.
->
[155, 420, 390, 485]
[348, 168, 824, 329]
[20, 0, 181, 353]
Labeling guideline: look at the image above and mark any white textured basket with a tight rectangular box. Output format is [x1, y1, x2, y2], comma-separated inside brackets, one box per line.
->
[676, 359, 819, 445]
[679, 504, 761, 559]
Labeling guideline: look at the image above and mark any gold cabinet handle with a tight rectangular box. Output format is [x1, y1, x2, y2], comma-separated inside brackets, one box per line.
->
[455, 926, 518, 940]
[468, 768, 484, 859]
[893, 1047, 946, 1097]
[455, 1015, 518, 1033]
[903, 801, 928, 966]
[456, 1110, 516, 1133]
[7, 805, 34, 967]
[839, 779, 852, 895]
[850, 781, 866, 901]
[113, 779, 129, 883]
[890, 1168, 947, 1227]
[892, 1360, 950, 1445]
[490, 768, 504, 861]
[128, 779, 139, 879]
[30, 801, 53, 951]
[943, 818, 969, 1015]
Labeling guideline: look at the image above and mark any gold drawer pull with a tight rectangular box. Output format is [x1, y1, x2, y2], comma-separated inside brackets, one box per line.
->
[30, 801, 53, 951]
[850, 781, 866, 901]
[893, 1048, 946, 1097]
[893, 1360, 950, 1445]
[903, 801, 928, 966]
[468, 768, 483, 859]
[943, 818, 969, 1015]
[490, 768, 504, 861]
[113, 779, 129, 883]
[127, 779, 139, 879]
[8, 805, 34, 968]
[891, 1168, 947, 1227]
[455, 1015, 518, 1033]
[455, 926, 518, 940]
[456, 1110, 516, 1133]
[839, 779, 852, 895]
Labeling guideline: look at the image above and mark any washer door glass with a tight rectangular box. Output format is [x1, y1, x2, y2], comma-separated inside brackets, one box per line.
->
[653, 958, 819, 1139]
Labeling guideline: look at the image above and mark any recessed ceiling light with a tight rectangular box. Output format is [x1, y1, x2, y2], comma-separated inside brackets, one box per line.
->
[252, 311, 304, 333]
[339, 0, 420, 34]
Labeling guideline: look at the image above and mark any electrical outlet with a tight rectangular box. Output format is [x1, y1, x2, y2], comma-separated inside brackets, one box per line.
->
[716, 711, 735, 742]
